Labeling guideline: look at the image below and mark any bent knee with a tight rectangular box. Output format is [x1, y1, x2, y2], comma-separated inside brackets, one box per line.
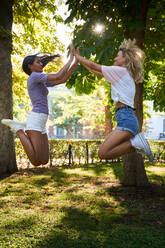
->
[31, 160, 42, 167]
[98, 149, 108, 160]
[42, 159, 49, 165]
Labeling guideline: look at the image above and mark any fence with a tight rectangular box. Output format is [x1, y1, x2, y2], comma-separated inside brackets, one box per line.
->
[15, 139, 103, 167]
[15, 139, 165, 167]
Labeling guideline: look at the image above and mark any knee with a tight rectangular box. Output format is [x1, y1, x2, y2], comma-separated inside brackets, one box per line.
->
[98, 149, 107, 160]
[31, 160, 42, 167]
[30, 154, 42, 166]
[31, 156, 42, 166]
[42, 159, 49, 165]
[32, 155, 49, 166]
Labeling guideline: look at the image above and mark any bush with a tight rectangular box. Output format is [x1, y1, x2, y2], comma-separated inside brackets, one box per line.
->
[149, 140, 165, 161]
[15, 139, 102, 167]
[15, 139, 165, 167]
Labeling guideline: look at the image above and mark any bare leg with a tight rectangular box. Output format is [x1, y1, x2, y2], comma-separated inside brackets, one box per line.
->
[16, 130, 49, 166]
[40, 133, 49, 164]
[98, 130, 135, 159]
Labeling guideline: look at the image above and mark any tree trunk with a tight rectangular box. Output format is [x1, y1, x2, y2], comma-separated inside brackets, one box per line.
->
[104, 105, 112, 137]
[0, 0, 17, 176]
[122, 84, 148, 186]
[123, 152, 149, 186]
[122, 0, 151, 186]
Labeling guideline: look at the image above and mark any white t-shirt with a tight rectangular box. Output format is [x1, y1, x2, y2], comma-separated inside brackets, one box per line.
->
[102, 65, 135, 108]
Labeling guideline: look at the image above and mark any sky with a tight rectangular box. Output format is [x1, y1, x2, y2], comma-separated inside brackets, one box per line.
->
[56, 1, 104, 53]
[56, 1, 73, 60]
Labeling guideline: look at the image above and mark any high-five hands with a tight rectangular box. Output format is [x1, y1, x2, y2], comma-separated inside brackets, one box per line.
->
[69, 42, 80, 64]
[75, 47, 80, 56]
[69, 41, 74, 61]
[74, 47, 80, 63]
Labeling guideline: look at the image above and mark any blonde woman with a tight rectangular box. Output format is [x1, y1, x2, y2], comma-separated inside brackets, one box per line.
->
[75, 39, 153, 161]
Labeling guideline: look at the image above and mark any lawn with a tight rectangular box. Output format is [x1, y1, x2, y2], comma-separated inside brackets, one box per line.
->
[0, 162, 165, 248]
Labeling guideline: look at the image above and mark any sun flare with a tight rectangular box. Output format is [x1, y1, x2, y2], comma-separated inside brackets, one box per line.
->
[94, 24, 104, 34]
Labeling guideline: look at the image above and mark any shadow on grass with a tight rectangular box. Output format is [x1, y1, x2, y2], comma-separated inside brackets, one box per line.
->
[86, 162, 165, 185]
[106, 182, 165, 201]
[147, 174, 165, 184]
[4, 215, 37, 231]
[22, 192, 43, 204]
[1, 164, 165, 247]
[109, 162, 123, 181]
[30, 165, 165, 248]
[0, 187, 25, 197]
[81, 163, 111, 175]
[76, 162, 123, 181]
[11, 167, 71, 187]
[33, 188, 165, 248]
[33, 206, 125, 248]
[0, 172, 15, 181]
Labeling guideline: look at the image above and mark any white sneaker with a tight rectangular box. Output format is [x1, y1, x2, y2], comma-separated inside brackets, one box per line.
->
[1, 119, 26, 133]
[131, 132, 153, 162]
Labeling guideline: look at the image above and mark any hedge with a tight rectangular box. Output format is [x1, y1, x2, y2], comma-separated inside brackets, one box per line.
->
[49, 139, 105, 166]
[15, 139, 103, 167]
[15, 139, 165, 167]
[149, 140, 165, 161]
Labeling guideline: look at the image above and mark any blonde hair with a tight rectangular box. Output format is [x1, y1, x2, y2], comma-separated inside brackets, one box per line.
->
[119, 39, 145, 83]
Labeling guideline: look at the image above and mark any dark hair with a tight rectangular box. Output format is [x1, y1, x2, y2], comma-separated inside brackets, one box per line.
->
[22, 52, 60, 75]
[22, 55, 36, 75]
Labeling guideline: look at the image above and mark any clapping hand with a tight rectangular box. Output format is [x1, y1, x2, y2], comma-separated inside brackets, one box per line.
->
[69, 41, 75, 60]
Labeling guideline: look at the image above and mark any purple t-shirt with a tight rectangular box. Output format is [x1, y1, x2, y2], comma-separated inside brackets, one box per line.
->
[27, 72, 54, 114]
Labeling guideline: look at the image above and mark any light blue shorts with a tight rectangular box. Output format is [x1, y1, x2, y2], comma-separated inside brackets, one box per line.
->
[26, 111, 48, 134]
[115, 106, 139, 136]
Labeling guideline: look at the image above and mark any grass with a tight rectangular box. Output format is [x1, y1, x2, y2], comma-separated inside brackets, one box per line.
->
[0, 162, 165, 248]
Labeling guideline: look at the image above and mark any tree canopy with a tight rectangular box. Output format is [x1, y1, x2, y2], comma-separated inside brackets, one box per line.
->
[65, 0, 165, 111]
[12, 0, 67, 120]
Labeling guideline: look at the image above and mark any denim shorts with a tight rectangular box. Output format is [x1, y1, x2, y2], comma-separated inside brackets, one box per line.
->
[115, 106, 139, 136]
[26, 111, 48, 134]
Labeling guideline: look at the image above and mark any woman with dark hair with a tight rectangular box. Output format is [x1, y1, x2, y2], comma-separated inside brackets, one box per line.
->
[74, 39, 153, 161]
[1, 43, 78, 166]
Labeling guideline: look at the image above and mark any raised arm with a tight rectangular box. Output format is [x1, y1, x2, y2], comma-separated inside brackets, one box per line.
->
[75, 48, 103, 77]
[48, 58, 79, 86]
[47, 42, 74, 82]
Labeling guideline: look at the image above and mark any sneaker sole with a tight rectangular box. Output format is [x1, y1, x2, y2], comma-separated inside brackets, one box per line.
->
[2, 119, 25, 126]
[138, 133, 153, 162]
[1, 119, 14, 127]
[1, 119, 26, 131]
